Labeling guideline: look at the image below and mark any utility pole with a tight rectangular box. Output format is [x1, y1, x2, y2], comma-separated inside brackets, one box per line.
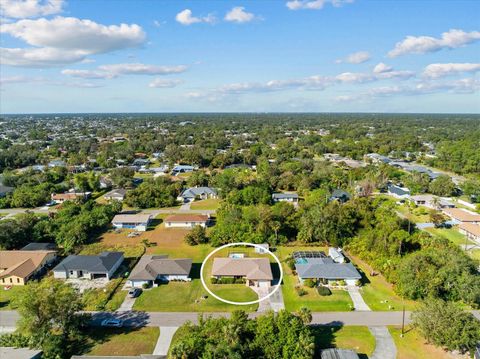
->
[401, 299, 405, 338]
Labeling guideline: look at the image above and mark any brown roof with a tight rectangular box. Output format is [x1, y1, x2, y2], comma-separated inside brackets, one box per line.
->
[165, 214, 209, 223]
[128, 255, 192, 280]
[211, 258, 273, 281]
[112, 214, 151, 224]
[0, 250, 55, 279]
[459, 223, 480, 237]
[51, 193, 83, 200]
[443, 208, 480, 222]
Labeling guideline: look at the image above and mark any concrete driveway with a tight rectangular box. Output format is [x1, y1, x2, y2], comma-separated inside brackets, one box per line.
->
[154, 326, 178, 355]
[117, 295, 137, 312]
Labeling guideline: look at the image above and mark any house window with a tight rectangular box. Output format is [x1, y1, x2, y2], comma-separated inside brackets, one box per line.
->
[17, 278, 20, 283]
[9, 278, 12, 283]
[69, 270, 74, 275]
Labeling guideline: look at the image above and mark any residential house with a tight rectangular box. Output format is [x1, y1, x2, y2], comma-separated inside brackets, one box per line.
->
[111, 213, 152, 231]
[99, 177, 112, 189]
[211, 257, 273, 287]
[0, 347, 43, 359]
[104, 188, 128, 202]
[458, 223, 480, 244]
[328, 248, 345, 263]
[410, 194, 454, 209]
[126, 255, 192, 288]
[177, 187, 218, 203]
[53, 252, 123, 280]
[272, 192, 299, 204]
[443, 208, 480, 224]
[294, 252, 361, 286]
[0, 250, 57, 286]
[255, 243, 269, 254]
[48, 160, 66, 168]
[0, 184, 13, 197]
[164, 214, 209, 228]
[21, 242, 57, 251]
[365, 153, 391, 164]
[171, 165, 195, 176]
[51, 191, 91, 204]
[321, 348, 359, 359]
[387, 184, 410, 199]
[329, 189, 351, 203]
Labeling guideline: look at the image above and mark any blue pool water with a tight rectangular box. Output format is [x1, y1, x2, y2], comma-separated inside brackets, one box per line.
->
[296, 258, 308, 264]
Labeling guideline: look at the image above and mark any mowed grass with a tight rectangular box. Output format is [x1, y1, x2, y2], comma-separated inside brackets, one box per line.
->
[84, 327, 159, 356]
[350, 255, 417, 311]
[0, 286, 23, 310]
[389, 326, 454, 359]
[190, 198, 221, 210]
[425, 227, 472, 246]
[133, 280, 258, 312]
[396, 204, 431, 223]
[276, 245, 353, 311]
[312, 326, 375, 358]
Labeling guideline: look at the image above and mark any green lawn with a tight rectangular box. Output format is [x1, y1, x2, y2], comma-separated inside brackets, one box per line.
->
[470, 249, 480, 261]
[190, 198, 221, 210]
[133, 280, 258, 312]
[396, 205, 431, 223]
[312, 326, 375, 358]
[350, 255, 417, 311]
[83, 327, 159, 356]
[425, 227, 472, 246]
[389, 326, 453, 359]
[0, 286, 23, 310]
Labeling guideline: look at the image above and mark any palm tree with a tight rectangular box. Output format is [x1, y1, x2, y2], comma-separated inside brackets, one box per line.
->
[297, 307, 312, 325]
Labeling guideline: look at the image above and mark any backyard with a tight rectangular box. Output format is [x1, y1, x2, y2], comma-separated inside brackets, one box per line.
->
[425, 227, 471, 246]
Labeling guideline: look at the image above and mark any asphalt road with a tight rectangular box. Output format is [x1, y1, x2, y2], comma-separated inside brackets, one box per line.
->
[2, 310, 479, 331]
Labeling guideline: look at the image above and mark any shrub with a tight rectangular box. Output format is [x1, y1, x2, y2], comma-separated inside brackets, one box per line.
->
[210, 277, 218, 284]
[234, 278, 246, 284]
[296, 287, 307, 296]
[338, 280, 346, 286]
[287, 258, 296, 270]
[142, 282, 150, 289]
[303, 279, 316, 288]
[317, 286, 332, 296]
[330, 281, 338, 286]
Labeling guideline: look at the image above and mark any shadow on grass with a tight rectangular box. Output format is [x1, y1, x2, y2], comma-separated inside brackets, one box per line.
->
[190, 262, 202, 280]
[311, 324, 369, 359]
[147, 218, 163, 230]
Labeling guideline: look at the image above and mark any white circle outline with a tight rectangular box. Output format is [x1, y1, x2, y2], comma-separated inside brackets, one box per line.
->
[200, 242, 283, 306]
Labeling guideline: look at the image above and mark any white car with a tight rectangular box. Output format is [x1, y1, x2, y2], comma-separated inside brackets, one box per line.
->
[101, 318, 123, 327]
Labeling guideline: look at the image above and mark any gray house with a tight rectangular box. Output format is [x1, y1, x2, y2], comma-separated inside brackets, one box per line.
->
[272, 192, 299, 203]
[295, 256, 361, 286]
[104, 188, 128, 201]
[53, 252, 123, 280]
[178, 187, 218, 203]
[127, 255, 192, 288]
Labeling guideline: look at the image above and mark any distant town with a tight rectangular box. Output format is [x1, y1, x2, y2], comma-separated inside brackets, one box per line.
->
[0, 113, 479, 359]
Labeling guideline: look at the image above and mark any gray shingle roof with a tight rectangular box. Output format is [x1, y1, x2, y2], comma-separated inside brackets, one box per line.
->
[272, 192, 298, 199]
[180, 187, 217, 199]
[295, 258, 361, 280]
[128, 255, 192, 280]
[53, 252, 123, 273]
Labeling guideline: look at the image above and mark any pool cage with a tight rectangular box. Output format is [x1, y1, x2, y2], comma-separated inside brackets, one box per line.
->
[292, 251, 327, 260]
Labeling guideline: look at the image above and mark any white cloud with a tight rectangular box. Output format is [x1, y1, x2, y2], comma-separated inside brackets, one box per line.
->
[335, 72, 373, 83]
[423, 63, 480, 78]
[62, 63, 188, 79]
[336, 51, 370, 64]
[175, 9, 215, 25]
[388, 29, 480, 57]
[286, 0, 353, 10]
[0, 0, 63, 19]
[148, 78, 183, 88]
[373, 62, 392, 73]
[0, 75, 104, 88]
[224, 7, 257, 23]
[0, 16, 146, 67]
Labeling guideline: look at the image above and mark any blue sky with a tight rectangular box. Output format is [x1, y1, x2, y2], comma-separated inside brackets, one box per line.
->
[1, 0, 479, 113]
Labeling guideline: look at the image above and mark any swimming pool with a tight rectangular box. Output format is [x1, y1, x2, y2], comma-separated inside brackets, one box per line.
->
[229, 253, 245, 259]
[296, 258, 308, 265]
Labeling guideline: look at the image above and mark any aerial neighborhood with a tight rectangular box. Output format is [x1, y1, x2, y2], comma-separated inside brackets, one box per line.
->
[0, 113, 478, 359]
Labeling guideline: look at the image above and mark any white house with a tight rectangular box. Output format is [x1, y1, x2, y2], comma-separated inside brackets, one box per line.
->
[111, 214, 152, 231]
[104, 189, 127, 202]
[127, 255, 192, 288]
[458, 223, 480, 244]
[164, 214, 209, 228]
[272, 192, 299, 203]
[177, 187, 218, 203]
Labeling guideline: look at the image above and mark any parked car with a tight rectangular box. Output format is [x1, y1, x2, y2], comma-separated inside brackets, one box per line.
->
[128, 288, 142, 298]
[101, 318, 123, 327]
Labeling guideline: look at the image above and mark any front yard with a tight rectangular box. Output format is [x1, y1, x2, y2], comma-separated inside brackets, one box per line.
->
[190, 198, 221, 210]
[312, 325, 375, 358]
[82, 327, 159, 356]
[389, 326, 455, 359]
[350, 255, 417, 311]
[133, 280, 258, 312]
[0, 285, 23, 310]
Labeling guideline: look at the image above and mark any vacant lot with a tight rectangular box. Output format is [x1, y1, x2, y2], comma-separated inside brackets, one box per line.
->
[83, 327, 159, 356]
[190, 198, 221, 210]
[389, 326, 455, 359]
[313, 326, 375, 358]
